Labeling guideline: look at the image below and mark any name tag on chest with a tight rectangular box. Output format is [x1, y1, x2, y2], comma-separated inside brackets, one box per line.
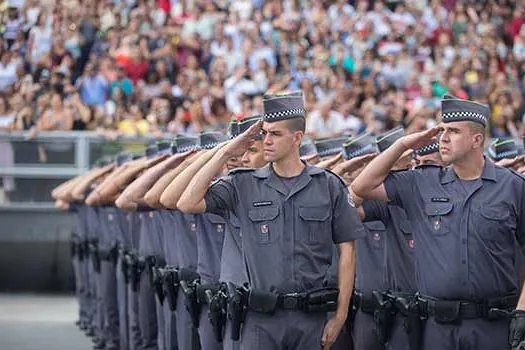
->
[431, 197, 449, 203]
[253, 201, 273, 207]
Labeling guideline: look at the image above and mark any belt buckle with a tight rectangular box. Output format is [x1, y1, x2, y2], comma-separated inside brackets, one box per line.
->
[282, 293, 299, 309]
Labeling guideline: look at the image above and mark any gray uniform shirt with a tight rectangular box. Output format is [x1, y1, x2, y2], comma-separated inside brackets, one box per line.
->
[205, 163, 365, 293]
[160, 210, 198, 269]
[384, 160, 525, 299]
[85, 205, 100, 241]
[195, 213, 226, 283]
[219, 213, 248, 285]
[362, 201, 416, 293]
[354, 221, 387, 295]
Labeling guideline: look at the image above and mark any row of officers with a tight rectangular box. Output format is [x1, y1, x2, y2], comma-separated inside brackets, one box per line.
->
[53, 92, 525, 350]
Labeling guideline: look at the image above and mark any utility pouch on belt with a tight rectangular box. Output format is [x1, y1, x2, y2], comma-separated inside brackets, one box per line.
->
[248, 289, 279, 314]
[304, 287, 339, 313]
[432, 300, 461, 324]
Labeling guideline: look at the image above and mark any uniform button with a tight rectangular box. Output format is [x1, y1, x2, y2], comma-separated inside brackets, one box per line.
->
[461, 259, 466, 264]
[461, 239, 466, 244]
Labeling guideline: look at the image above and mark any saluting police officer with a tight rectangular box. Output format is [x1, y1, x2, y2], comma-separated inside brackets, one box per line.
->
[177, 91, 365, 349]
[352, 95, 525, 349]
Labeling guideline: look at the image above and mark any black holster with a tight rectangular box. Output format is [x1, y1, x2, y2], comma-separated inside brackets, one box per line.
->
[128, 254, 145, 292]
[372, 291, 396, 346]
[147, 256, 166, 305]
[226, 282, 249, 341]
[204, 285, 227, 343]
[163, 267, 179, 312]
[89, 241, 101, 273]
[396, 295, 425, 350]
[109, 245, 119, 264]
[78, 241, 88, 261]
[119, 248, 130, 284]
[179, 269, 201, 329]
[70, 240, 78, 259]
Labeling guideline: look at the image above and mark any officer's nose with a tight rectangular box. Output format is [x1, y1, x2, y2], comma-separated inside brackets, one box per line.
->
[439, 130, 450, 144]
[240, 151, 249, 165]
[263, 133, 272, 145]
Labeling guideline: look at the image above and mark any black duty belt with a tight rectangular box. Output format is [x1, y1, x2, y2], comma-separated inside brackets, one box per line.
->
[248, 287, 338, 314]
[418, 294, 518, 323]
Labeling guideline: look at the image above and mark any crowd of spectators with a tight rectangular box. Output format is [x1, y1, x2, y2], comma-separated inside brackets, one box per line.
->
[0, 0, 524, 140]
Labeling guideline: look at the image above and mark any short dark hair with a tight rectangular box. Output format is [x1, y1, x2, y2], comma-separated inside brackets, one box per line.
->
[468, 121, 486, 144]
[285, 117, 305, 133]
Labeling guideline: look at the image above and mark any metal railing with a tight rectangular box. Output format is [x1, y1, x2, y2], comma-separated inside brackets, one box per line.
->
[0, 131, 160, 206]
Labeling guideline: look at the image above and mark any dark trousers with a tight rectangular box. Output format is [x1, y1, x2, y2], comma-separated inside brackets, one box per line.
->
[421, 317, 510, 350]
[101, 260, 120, 349]
[352, 310, 384, 350]
[138, 269, 159, 350]
[198, 304, 222, 350]
[240, 309, 326, 350]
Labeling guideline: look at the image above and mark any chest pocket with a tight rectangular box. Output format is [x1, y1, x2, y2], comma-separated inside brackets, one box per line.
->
[399, 221, 414, 251]
[365, 221, 385, 250]
[248, 206, 280, 245]
[424, 202, 453, 236]
[298, 205, 331, 244]
[476, 204, 514, 242]
[207, 215, 226, 242]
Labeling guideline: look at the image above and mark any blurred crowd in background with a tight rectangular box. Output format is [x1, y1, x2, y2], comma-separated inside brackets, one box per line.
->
[0, 0, 524, 140]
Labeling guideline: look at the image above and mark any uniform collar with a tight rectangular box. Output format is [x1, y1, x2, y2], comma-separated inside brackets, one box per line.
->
[252, 161, 323, 178]
[253, 161, 323, 198]
[440, 157, 496, 184]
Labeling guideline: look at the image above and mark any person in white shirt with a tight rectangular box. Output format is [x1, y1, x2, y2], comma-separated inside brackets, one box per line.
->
[306, 100, 346, 138]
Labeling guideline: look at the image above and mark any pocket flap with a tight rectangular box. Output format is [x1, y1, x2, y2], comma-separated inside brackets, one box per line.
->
[298, 205, 330, 221]
[248, 207, 280, 222]
[480, 205, 509, 221]
[424, 202, 453, 216]
[365, 221, 386, 231]
[399, 221, 412, 235]
[229, 214, 241, 228]
[206, 214, 226, 225]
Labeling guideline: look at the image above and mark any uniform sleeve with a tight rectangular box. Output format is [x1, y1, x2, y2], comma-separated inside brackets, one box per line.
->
[362, 200, 389, 223]
[331, 178, 366, 244]
[384, 170, 418, 207]
[204, 175, 237, 217]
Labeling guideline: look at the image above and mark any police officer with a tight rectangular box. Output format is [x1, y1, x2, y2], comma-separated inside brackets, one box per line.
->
[177, 91, 365, 349]
[138, 141, 203, 350]
[352, 95, 525, 349]
[161, 118, 263, 350]
[345, 131, 401, 350]
[156, 135, 202, 350]
[223, 116, 268, 350]
[53, 161, 115, 338]
[352, 131, 430, 350]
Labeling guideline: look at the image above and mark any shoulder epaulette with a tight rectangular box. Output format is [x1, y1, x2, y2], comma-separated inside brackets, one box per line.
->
[228, 167, 256, 175]
[323, 168, 349, 187]
[508, 168, 525, 181]
[414, 164, 443, 170]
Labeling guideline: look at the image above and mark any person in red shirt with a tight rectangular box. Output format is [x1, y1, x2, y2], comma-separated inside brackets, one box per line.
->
[507, 6, 525, 39]
[124, 48, 150, 85]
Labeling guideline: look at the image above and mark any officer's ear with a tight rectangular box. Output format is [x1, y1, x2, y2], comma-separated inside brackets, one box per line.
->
[469, 122, 486, 150]
[293, 130, 304, 147]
